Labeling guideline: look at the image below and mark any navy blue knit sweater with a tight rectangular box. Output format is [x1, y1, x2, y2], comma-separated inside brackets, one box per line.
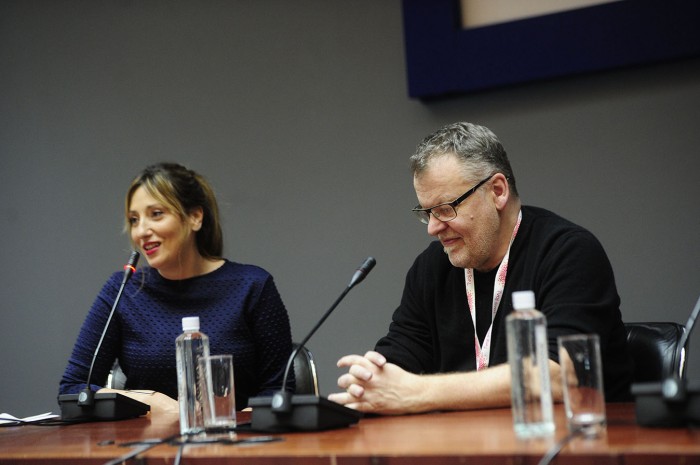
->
[59, 260, 293, 409]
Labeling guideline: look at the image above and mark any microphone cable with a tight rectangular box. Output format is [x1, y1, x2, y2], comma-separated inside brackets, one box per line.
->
[102, 433, 282, 465]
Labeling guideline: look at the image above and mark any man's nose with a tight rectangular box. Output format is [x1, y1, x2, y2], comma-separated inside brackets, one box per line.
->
[426, 214, 447, 236]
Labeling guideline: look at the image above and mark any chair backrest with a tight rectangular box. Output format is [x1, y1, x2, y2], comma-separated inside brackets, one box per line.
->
[107, 359, 126, 390]
[292, 342, 320, 396]
[624, 322, 687, 383]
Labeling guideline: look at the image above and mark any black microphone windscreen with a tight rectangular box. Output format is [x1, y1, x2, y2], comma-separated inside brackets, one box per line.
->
[348, 257, 376, 288]
[122, 251, 140, 283]
[127, 250, 140, 267]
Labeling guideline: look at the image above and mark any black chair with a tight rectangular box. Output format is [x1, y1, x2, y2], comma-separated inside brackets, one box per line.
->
[292, 342, 320, 395]
[107, 359, 127, 390]
[624, 322, 687, 383]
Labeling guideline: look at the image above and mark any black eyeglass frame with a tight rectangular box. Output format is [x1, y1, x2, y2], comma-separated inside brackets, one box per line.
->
[411, 174, 495, 225]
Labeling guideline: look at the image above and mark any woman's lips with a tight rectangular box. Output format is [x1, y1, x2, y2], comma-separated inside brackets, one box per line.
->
[143, 242, 160, 256]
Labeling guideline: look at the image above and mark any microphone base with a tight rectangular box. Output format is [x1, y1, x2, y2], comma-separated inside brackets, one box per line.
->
[631, 379, 700, 427]
[248, 394, 362, 432]
[58, 392, 150, 422]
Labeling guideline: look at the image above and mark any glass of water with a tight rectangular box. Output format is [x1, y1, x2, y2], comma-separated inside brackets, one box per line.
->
[557, 334, 606, 437]
[198, 354, 236, 437]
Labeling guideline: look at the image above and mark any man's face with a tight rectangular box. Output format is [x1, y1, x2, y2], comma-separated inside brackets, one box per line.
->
[413, 154, 502, 271]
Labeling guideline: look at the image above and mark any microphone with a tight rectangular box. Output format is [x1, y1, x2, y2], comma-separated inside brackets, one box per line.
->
[248, 257, 376, 432]
[631, 294, 700, 427]
[348, 256, 376, 289]
[58, 251, 150, 422]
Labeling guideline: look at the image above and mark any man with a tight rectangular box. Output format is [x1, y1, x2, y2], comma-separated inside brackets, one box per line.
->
[328, 122, 632, 415]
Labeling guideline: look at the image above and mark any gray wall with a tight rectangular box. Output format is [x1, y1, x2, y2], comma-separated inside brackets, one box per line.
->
[1, 1, 699, 417]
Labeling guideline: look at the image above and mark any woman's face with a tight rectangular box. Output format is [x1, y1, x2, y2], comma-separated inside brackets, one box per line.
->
[127, 186, 202, 279]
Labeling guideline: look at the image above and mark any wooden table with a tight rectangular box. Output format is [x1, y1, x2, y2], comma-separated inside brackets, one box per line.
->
[1, 403, 699, 464]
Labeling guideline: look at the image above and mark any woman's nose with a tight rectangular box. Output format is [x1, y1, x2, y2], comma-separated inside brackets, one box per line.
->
[132, 219, 151, 238]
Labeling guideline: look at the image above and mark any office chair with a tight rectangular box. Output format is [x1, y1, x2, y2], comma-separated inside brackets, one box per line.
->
[108, 343, 320, 396]
[624, 322, 687, 383]
[107, 359, 126, 390]
[291, 342, 320, 395]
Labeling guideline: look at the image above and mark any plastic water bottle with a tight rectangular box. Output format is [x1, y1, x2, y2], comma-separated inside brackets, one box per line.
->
[506, 290, 555, 439]
[175, 316, 210, 435]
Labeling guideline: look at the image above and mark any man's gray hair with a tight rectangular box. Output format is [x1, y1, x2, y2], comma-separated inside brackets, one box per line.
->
[410, 122, 518, 196]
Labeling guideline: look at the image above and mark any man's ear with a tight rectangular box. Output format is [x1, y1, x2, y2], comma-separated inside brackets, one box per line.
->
[491, 173, 510, 210]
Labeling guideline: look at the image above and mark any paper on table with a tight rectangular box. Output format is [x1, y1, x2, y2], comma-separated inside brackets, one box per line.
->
[0, 412, 59, 425]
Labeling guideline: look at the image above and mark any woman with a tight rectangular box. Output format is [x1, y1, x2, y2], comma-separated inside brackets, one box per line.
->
[59, 162, 293, 411]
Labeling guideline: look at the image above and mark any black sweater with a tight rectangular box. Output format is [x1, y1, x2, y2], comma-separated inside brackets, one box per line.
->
[376, 206, 633, 402]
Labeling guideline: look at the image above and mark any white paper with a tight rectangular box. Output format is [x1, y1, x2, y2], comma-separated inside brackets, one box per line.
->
[0, 412, 59, 425]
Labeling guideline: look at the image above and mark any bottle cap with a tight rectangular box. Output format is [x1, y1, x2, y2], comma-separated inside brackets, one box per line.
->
[512, 290, 536, 310]
[182, 316, 200, 331]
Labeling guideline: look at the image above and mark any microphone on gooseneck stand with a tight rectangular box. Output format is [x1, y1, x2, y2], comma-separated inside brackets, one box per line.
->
[59, 251, 150, 422]
[248, 257, 376, 432]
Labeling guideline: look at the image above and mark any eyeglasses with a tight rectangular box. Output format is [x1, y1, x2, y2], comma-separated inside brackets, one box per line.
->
[411, 175, 494, 225]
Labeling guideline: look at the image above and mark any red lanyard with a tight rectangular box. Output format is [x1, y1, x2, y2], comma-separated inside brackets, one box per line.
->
[465, 210, 522, 370]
